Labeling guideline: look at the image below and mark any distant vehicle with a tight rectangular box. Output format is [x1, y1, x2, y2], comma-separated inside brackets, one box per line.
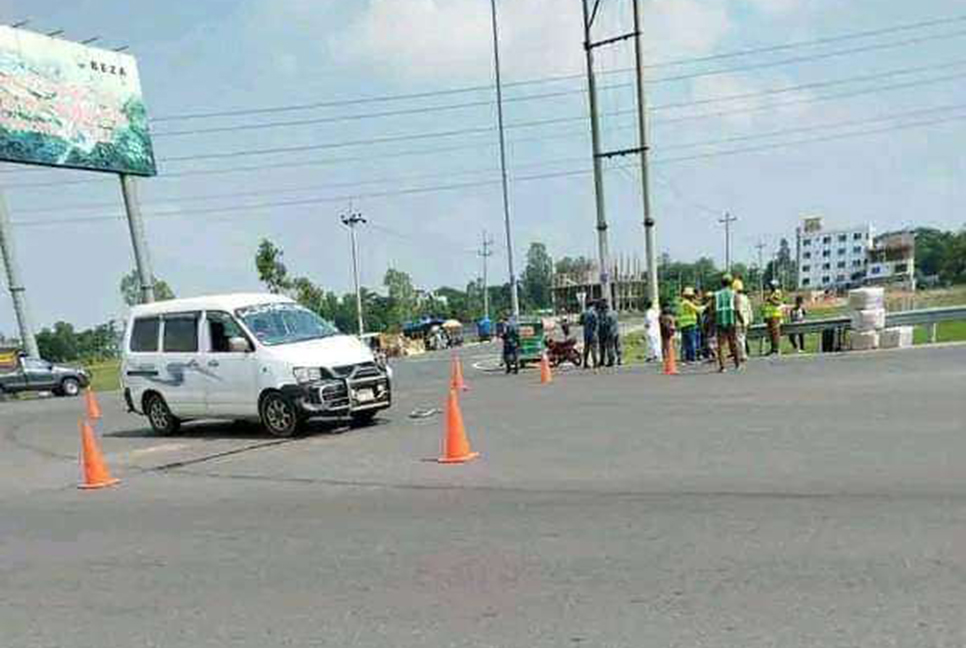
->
[0, 352, 90, 398]
[121, 293, 393, 438]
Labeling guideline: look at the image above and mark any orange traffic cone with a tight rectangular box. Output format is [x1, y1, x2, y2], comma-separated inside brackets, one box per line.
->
[437, 389, 479, 464]
[663, 344, 679, 376]
[78, 419, 119, 490]
[450, 354, 469, 392]
[85, 388, 102, 420]
[540, 352, 553, 385]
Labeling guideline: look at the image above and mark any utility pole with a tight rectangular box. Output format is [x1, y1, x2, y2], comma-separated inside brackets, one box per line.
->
[479, 230, 494, 320]
[0, 190, 39, 358]
[719, 212, 737, 273]
[581, 0, 612, 309]
[755, 239, 766, 301]
[341, 211, 367, 336]
[631, 0, 659, 308]
[489, 0, 520, 318]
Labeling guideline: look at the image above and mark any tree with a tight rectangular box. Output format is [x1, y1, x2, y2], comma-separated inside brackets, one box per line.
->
[36, 322, 79, 362]
[521, 242, 553, 310]
[384, 268, 417, 326]
[255, 239, 292, 294]
[555, 256, 594, 278]
[120, 270, 175, 307]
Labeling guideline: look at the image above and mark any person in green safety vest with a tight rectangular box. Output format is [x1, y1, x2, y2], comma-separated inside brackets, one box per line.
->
[763, 279, 785, 355]
[711, 274, 743, 373]
[676, 287, 704, 364]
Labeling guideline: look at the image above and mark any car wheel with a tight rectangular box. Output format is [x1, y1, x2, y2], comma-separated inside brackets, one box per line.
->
[60, 378, 81, 397]
[260, 392, 300, 438]
[350, 410, 378, 427]
[145, 393, 181, 435]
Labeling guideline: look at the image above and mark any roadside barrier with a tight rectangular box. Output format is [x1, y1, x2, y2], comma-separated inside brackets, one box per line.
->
[437, 389, 479, 464]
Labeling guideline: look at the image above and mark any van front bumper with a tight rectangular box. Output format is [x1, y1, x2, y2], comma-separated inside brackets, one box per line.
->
[282, 375, 392, 416]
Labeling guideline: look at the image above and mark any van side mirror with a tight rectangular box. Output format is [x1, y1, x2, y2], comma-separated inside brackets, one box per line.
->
[228, 337, 251, 353]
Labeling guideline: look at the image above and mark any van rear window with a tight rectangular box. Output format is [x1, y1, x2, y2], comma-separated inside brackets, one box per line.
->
[130, 318, 160, 352]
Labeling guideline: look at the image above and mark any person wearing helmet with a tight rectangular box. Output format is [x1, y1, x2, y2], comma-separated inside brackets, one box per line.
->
[733, 278, 754, 362]
[763, 279, 785, 355]
[711, 273, 743, 373]
[676, 286, 704, 364]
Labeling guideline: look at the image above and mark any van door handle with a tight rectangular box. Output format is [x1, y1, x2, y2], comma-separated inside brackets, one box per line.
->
[208, 360, 220, 368]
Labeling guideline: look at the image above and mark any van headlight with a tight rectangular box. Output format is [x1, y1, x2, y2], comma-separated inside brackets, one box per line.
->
[293, 367, 322, 384]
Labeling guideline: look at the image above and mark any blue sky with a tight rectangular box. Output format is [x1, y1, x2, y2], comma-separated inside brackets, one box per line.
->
[1, 0, 965, 330]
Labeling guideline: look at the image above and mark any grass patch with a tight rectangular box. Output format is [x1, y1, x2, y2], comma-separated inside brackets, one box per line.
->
[85, 359, 120, 392]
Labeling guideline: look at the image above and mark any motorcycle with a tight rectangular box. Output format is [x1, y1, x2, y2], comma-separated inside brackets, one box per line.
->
[545, 338, 582, 368]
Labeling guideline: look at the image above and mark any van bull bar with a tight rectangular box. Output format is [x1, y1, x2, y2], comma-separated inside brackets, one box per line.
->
[282, 362, 391, 415]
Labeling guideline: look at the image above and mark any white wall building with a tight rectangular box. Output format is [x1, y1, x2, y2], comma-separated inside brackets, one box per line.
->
[796, 217, 874, 291]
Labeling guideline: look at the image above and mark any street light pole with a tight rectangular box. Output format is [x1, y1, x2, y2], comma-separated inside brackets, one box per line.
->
[341, 211, 367, 335]
[489, 0, 520, 318]
[479, 230, 494, 320]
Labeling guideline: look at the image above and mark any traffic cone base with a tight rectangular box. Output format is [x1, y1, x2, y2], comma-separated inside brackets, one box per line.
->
[437, 390, 479, 464]
[78, 420, 120, 490]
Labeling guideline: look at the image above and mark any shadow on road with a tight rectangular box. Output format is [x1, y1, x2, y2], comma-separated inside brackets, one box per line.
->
[105, 416, 392, 441]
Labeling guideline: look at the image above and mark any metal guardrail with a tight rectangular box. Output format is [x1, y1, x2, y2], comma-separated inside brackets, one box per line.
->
[746, 305, 966, 342]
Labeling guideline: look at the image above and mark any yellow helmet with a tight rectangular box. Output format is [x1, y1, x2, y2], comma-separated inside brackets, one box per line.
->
[732, 278, 744, 292]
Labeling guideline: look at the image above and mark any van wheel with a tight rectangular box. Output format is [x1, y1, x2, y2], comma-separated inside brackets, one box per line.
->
[260, 392, 300, 438]
[145, 393, 181, 435]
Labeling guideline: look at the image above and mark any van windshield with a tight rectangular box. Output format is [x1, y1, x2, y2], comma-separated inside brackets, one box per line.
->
[236, 303, 339, 346]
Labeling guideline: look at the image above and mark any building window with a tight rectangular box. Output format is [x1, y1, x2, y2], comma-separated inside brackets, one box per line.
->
[822, 263, 830, 270]
[838, 248, 846, 256]
[852, 260, 862, 268]
[853, 232, 863, 240]
[871, 267, 881, 275]
[803, 252, 811, 260]
[822, 276, 831, 284]
[822, 250, 830, 258]
[822, 236, 831, 244]
[802, 278, 811, 286]
[851, 272, 865, 281]
[837, 274, 846, 282]
[838, 234, 847, 242]
[895, 263, 908, 273]
[853, 246, 863, 254]
[803, 238, 812, 247]
[837, 261, 846, 269]
[802, 265, 811, 272]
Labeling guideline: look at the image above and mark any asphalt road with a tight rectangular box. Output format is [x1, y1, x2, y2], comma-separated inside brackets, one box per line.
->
[2, 344, 966, 647]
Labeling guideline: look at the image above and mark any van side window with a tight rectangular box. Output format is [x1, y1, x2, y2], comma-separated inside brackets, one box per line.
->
[130, 317, 160, 352]
[206, 311, 246, 353]
[162, 315, 199, 353]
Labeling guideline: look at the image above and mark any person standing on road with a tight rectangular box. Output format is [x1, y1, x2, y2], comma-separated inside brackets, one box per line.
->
[763, 279, 785, 355]
[606, 302, 622, 366]
[597, 301, 617, 368]
[659, 304, 677, 367]
[676, 287, 704, 364]
[501, 315, 520, 375]
[712, 274, 743, 373]
[733, 278, 754, 363]
[644, 299, 663, 363]
[789, 295, 807, 353]
[580, 301, 599, 370]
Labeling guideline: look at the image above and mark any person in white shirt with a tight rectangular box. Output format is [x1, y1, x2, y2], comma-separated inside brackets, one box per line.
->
[644, 299, 663, 363]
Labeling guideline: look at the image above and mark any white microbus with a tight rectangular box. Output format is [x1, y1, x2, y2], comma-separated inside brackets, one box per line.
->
[121, 293, 392, 437]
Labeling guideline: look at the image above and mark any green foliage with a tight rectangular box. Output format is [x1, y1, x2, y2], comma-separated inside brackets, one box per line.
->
[255, 239, 292, 294]
[120, 270, 175, 307]
[521, 242, 553, 310]
[916, 227, 966, 285]
[36, 321, 120, 363]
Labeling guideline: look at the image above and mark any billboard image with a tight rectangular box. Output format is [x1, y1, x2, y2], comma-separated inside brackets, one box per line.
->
[0, 26, 156, 176]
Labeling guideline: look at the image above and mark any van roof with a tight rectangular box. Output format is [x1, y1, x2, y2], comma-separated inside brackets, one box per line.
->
[129, 293, 294, 317]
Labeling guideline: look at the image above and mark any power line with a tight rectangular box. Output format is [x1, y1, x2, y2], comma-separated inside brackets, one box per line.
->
[149, 12, 966, 123]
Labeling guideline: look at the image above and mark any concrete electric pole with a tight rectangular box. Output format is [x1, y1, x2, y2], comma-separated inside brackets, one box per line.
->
[719, 212, 737, 273]
[755, 239, 767, 300]
[489, 0, 520, 319]
[341, 211, 367, 336]
[479, 230, 494, 320]
[0, 190, 40, 358]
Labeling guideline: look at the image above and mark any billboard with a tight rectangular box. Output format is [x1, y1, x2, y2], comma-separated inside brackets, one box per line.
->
[0, 26, 156, 176]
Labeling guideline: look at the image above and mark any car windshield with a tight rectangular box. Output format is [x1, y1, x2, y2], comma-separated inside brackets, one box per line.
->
[236, 303, 339, 346]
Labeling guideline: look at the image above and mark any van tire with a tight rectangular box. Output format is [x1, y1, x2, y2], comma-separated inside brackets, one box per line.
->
[145, 393, 181, 435]
[259, 392, 300, 438]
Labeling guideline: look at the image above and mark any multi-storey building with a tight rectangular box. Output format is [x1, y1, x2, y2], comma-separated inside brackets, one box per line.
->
[796, 217, 874, 291]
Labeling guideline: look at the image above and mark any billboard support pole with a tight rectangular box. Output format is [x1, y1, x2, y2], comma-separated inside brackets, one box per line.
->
[119, 175, 155, 304]
[0, 190, 40, 358]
